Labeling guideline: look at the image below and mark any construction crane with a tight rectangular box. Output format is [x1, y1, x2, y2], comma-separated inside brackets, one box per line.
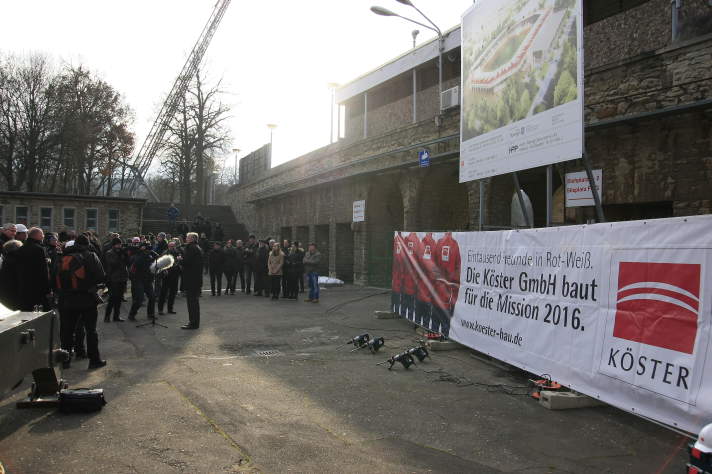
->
[124, 0, 231, 199]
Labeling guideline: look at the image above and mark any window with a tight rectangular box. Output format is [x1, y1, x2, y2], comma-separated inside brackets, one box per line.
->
[86, 208, 98, 232]
[15, 206, 29, 226]
[584, 0, 651, 26]
[108, 209, 119, 233]
[63, 208, 75, 228]
[40, 207, 53, 230]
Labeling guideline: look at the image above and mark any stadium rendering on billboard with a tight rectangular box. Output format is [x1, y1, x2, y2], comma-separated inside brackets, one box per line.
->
[459, 0, 584, 182]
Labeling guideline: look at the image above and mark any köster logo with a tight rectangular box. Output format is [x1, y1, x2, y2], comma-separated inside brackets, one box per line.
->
[613, 262, 701, 354]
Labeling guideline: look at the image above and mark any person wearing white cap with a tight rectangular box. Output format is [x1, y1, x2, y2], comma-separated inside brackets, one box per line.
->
[15, 223, 28, 242]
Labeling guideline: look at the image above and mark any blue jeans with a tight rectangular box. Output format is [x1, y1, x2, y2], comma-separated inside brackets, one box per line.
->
[308, 272, 319, 300]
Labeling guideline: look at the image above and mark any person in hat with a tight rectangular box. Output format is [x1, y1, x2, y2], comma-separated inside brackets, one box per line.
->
[56, 234, 107, 370]
[15, 223, 28, 242]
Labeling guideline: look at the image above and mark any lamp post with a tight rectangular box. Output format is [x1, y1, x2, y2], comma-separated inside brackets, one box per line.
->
[371, 2, 443, 105]
[232, 147, 240, 184]
[411, 29, 419, 48]
[267, 123, 277, 150]
[328, 82, 339, 144]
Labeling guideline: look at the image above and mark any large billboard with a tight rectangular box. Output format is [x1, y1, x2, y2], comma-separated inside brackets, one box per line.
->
[459, 0, 584, 182]
[392, 214, 712, 434]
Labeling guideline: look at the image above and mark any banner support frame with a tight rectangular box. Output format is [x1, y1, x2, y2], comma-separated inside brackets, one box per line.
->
[546, 165, 553, 227]
[582, 152, 606, 222]
[478, 179, 484, 231]
[512, 172, 532, 228]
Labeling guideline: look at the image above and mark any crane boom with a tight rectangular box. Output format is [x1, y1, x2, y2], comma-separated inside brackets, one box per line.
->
[126, 0, 231, 197]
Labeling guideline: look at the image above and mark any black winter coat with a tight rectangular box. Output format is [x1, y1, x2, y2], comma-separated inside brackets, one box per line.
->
[223, 246, 239, 272]
[181, 243, 204, 290]
[256, 246, 269, 273]
[0, 246, 22, 309]
[105, 247, 129, 283]
[16, 238, 50, 311]
[208, 248, 224, 270]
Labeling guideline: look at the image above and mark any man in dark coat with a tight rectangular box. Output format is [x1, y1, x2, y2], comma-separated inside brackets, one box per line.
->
[17, 227, 51, 311]
[104, 237, 128, 322]
[223, 240, 238, 295]
[0, 240, 23, 309]
[233, 239, 246, 293]
[254, 240, 269, 297]
[243, 235, 258, 294]
[214, 222, 224, 242]
[56, 234, 107, 370]
[127, 242, 158, 321]
[158, 240, 181, 315]
[181, 232, 203, 329]
[208, 241, 224, 296]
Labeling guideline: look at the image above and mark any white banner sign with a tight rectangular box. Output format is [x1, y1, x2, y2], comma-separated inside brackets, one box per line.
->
[353, 200, 365, 222]
[566, 169, 603, 207]
[459, 0, 584, 182]
[392, 215, 712, 433]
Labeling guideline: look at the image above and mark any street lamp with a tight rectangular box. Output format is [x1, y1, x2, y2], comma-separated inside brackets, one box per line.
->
[371, 1, 444, 110]
[411, 29, 419, 48]
[328, 82, 339, 144]
[267, 123, 277, 153]
[232, 147, 240, 184]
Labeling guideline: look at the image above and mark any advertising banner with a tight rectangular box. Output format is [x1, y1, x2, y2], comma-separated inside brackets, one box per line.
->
[460, 0, 584, 182]
[391, 215, 712, 433]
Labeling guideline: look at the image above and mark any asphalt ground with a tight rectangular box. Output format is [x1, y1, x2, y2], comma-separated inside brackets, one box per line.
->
[0, 283, 690, 473]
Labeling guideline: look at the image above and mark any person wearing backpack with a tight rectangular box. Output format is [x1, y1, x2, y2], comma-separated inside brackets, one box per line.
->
[56, 234, 107, 370]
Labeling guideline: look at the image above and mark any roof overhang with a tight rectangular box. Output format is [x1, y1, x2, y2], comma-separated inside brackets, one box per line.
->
[335, 25, 461, 104]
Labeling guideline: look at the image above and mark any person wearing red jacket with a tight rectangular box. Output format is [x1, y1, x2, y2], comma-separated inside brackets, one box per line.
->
[391, 232, 405, 314]
[433, 232, 461, 337]
[415, 232, 437, 328]
[401, 232, 420, 320]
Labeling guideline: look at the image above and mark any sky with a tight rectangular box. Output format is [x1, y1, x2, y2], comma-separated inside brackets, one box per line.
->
[0, 0, 473, 173]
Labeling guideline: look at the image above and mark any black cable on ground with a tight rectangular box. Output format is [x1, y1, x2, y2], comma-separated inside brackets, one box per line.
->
[418, 367, 531, 396]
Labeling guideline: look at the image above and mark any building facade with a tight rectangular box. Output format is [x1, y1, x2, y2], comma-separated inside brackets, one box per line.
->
[0, 192, 146, 237]
[231, 0, 712, 286]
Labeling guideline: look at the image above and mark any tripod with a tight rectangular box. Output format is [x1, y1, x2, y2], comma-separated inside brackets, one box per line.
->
[136, 269, 168, 329]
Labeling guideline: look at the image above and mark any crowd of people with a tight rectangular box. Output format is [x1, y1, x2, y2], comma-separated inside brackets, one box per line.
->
[0, 221, 324, 371]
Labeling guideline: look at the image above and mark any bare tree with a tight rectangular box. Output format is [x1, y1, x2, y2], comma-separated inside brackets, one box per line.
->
[158, 69, 231, 205]
[0, 53, 135, 195]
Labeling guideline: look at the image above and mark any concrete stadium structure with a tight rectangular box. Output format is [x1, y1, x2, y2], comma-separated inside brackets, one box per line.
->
[230, 0, 712, 287]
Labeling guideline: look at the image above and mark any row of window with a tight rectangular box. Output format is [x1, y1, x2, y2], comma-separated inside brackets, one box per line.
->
[0, 206, 120, 233]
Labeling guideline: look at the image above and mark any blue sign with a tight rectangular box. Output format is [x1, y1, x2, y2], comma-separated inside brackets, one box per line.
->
[418, 149, 431, 167]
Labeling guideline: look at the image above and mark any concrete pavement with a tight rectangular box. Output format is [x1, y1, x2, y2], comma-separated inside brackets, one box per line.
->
[0, 285, 690, 473]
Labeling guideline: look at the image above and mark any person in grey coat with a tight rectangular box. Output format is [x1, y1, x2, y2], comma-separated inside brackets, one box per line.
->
[303, 243, 321, 303]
